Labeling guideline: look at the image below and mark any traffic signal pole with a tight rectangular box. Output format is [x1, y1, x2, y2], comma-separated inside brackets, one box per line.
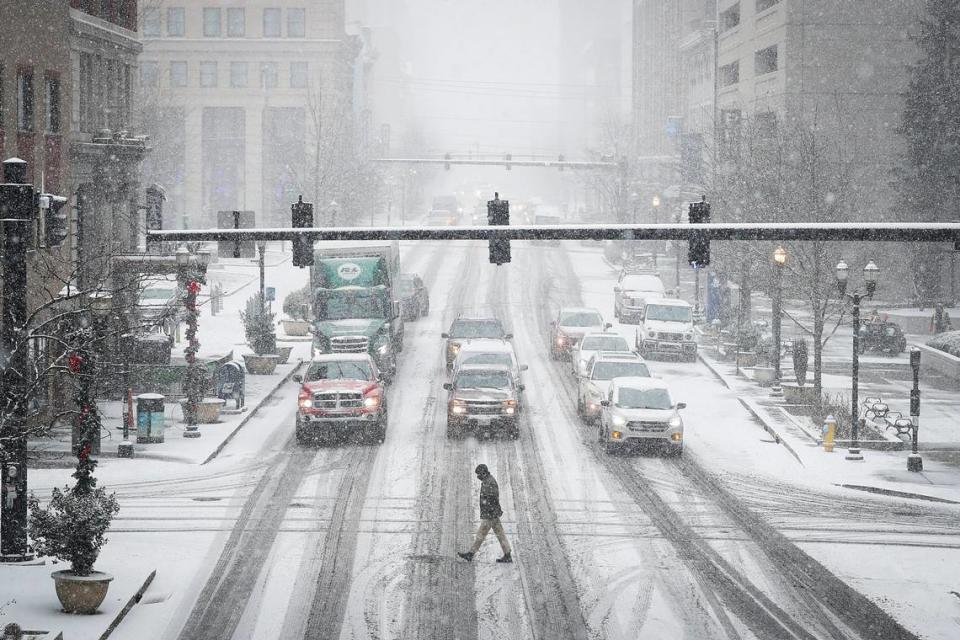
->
[1, 158, 35, 562]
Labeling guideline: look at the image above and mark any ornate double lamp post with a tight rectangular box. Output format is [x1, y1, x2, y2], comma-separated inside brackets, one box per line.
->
[836, 259, 880, 461]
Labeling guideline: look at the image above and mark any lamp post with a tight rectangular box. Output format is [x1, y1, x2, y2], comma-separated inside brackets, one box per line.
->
[771, 246, 787, 396]
[836, 258, 880, 461]
[177, 246, 210, 438]
[908, 348, 923, 472]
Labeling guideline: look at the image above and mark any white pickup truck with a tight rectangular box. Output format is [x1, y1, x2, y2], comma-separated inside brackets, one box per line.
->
[636, 298, 697, 361]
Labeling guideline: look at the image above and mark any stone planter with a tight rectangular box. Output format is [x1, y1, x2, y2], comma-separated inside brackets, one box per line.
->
[736, 351, 758, 368]
[275, 345, 294, 365]
[751, 366, 776, 387]
[243, 353, 279, 375]
[782, 383, 819, 405]
[52, 570, 113, 614]
[281, 320, 311, 336]
[180, 397, 225, 424]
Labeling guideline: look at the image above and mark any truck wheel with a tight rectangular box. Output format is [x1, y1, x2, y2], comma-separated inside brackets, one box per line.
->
[372, 420, 387, 444]
[446, 421, 460, 439]
[422, 300, 430, 317]
[295, 420, 309, 445]
[605, 441, 621, 455]
[576, 396, 585, 419]
[506, 422, 520, 440]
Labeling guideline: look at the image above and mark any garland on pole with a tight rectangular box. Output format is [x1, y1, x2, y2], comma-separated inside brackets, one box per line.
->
[67, 335, 100, 495]
[183, 279, 204, 425]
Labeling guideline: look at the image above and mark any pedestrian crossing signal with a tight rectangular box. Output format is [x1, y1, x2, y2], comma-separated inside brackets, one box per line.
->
[488, 193, 510, 265]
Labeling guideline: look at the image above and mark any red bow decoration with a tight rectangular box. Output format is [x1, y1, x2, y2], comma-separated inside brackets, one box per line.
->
[188, 281, 201, 295]
[68, 353, 83, 373]
[78, 443, 91, 461]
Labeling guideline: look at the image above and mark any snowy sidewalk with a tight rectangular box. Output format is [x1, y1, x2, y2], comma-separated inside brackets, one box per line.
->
[697, 344, 960, 504]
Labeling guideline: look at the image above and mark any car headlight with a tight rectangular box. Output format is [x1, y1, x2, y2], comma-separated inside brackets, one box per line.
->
[449, 343, 460, 354]
[299, 398, 313, 409]
[363, 395, 380, 408]
[556, 334, 567, 345]
[668, 415, 682, 428]
[647, 331, 657, 339]
[611, 415, 626, 427]
[451, 399, 466, 415]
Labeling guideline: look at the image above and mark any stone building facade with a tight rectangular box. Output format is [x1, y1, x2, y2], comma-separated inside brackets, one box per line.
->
[138, 0, 358, 229]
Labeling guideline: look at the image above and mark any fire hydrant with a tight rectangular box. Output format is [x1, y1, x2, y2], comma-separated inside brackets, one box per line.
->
[822, 415, 837, 452]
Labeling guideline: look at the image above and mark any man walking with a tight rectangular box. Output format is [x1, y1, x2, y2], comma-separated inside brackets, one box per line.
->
[458, 464, 512, 563]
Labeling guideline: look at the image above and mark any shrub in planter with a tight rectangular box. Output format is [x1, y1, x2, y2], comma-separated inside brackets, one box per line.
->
[927, 330, 960, 357]
[282, 285, 311, 321]
[242, 292, 276, 355]
[792, 338, 809, 386]
[29, 449, 120, 613]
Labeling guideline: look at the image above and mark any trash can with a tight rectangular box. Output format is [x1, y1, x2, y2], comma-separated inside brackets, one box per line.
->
[136, 393, 166, 443]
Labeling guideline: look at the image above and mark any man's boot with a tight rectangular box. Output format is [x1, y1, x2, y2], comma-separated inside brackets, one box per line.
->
[457, 551, 474, 562]
[496, 552, 512, 563]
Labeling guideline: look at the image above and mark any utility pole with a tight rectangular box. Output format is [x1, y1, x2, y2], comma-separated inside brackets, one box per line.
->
[1, 158, 36, 561]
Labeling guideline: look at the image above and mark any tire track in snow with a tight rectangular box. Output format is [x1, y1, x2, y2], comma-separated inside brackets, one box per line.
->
[400, 241, 480, 640]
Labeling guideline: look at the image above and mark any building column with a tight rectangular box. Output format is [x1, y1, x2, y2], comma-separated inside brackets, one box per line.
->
[184, 106, 203, 228]
[245, 107, 263, 225]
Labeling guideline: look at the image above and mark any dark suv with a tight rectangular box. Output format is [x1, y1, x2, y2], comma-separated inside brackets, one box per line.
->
[442, 317, 512, 369]
[443, 365, 523, 439]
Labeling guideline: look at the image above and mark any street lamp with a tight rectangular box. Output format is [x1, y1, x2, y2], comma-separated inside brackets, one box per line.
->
[836, 258, 880, 461]
[771, 246, 787, 396]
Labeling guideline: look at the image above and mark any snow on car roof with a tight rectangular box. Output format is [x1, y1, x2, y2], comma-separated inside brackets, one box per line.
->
[644, 297, 691, 307]
[309, 353, 374, 363]
[594, 350, 644, 361]
[456, 339, 514, 353]
[559, 306, 602, 314]
[612, 376, 669, 390]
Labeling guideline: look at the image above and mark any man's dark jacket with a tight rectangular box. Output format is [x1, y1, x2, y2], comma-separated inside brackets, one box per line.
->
[479, 474, 503, 520]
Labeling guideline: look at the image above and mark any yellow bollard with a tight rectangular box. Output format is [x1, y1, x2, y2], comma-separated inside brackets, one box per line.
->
[822, 415, 837, 452]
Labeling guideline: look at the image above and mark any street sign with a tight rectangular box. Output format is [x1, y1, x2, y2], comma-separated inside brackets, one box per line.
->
[265, 286, 276, 302]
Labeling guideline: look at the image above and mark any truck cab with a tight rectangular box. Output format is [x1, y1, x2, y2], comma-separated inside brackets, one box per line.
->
[636, 298, 697, 361]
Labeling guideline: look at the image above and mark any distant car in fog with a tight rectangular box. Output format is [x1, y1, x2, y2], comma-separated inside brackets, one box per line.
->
[426, 209, 458, 226]
[533, 213, 563, 246]
[397, 273, 429, 320]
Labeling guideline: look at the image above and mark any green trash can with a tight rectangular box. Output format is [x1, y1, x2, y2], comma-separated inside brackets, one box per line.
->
[136, 393, 166, 443]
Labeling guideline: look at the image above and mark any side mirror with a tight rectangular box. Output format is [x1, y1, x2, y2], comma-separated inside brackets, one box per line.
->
[442, 382, 452, 391]
[520, 364, 528, 371]
[550, 320, 556, 327]
[600, 400, 610, 407]
[292, 374, 303, 383]
[604, 323, 613, 330]
[441, 332, 449, 338]
[614, 286, 621, 293]
[504, 333, 514, 340]
[676, 402, 687, 410]
[518, 384, 525, 391]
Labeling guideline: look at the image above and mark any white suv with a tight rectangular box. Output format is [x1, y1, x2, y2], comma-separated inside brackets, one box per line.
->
[597, 377, 685, 456]
[571, 332, 633, 378]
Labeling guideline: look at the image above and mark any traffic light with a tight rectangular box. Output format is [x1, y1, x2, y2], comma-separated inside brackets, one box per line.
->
[688, 199, 710, 268]
[487, 192, 510, 265]
[41, 193, 69, 248]
[291, 195, 314, 268]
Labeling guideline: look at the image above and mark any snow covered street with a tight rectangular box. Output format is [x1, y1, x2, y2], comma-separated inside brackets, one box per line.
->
[5, 241, 959, 639]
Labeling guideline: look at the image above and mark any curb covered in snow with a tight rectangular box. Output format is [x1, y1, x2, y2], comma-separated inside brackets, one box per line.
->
[835, 483, 960, 505]
[201, 359, 304, 465]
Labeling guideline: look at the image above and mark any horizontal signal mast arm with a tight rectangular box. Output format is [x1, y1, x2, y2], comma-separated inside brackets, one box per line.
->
[148, 222, 960, 244]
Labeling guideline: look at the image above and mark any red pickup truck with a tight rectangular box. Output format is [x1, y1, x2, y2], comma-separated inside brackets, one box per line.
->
[293, 353, 388, 445]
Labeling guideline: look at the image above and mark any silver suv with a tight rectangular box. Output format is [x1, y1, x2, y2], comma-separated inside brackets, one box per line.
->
[443, 365, 523, 439]
[576, 352, 651, 422]
[598, 377, 685, 456]
[614, 273, 665, 324]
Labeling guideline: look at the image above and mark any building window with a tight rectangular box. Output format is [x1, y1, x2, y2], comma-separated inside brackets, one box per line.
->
[0, 64, 4, 127]
[755, 44, 778, 75]
[79, 54, 92, 131]
[290, 62, 308, 88]
[140, 61, 159, 87]
[168, 7, 185, 36]
[720, 4, 740, 32]
[260, 62, 278, 89]
[45, 76, 60, 133]
[227, 8, 245, 37]
[17, 69, 34, 131]
[287, 8, 305, 37]
[203, 8, 221, 37]
[143, 7, 161, 36]
[755, 112, 777, 138]
[171, 61, 188, 87]
[200, 62, 218, 88]
[719, 61, 739, 87]
[263, 8, 281, 37]
[230, 62, 248, 88]
[756, 0, 780, 12]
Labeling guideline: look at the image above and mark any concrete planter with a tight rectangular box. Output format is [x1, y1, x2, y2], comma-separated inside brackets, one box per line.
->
[179, 397, 225, 424]
[243, 353, 279, 375]
[52, 570, 113, 614]
[275, 345, 294, 365]
[281, 320, 311, 336]
[751, 366, 776, 386]
[781, 383, 818, 405]
[737, 351, 758, 368]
